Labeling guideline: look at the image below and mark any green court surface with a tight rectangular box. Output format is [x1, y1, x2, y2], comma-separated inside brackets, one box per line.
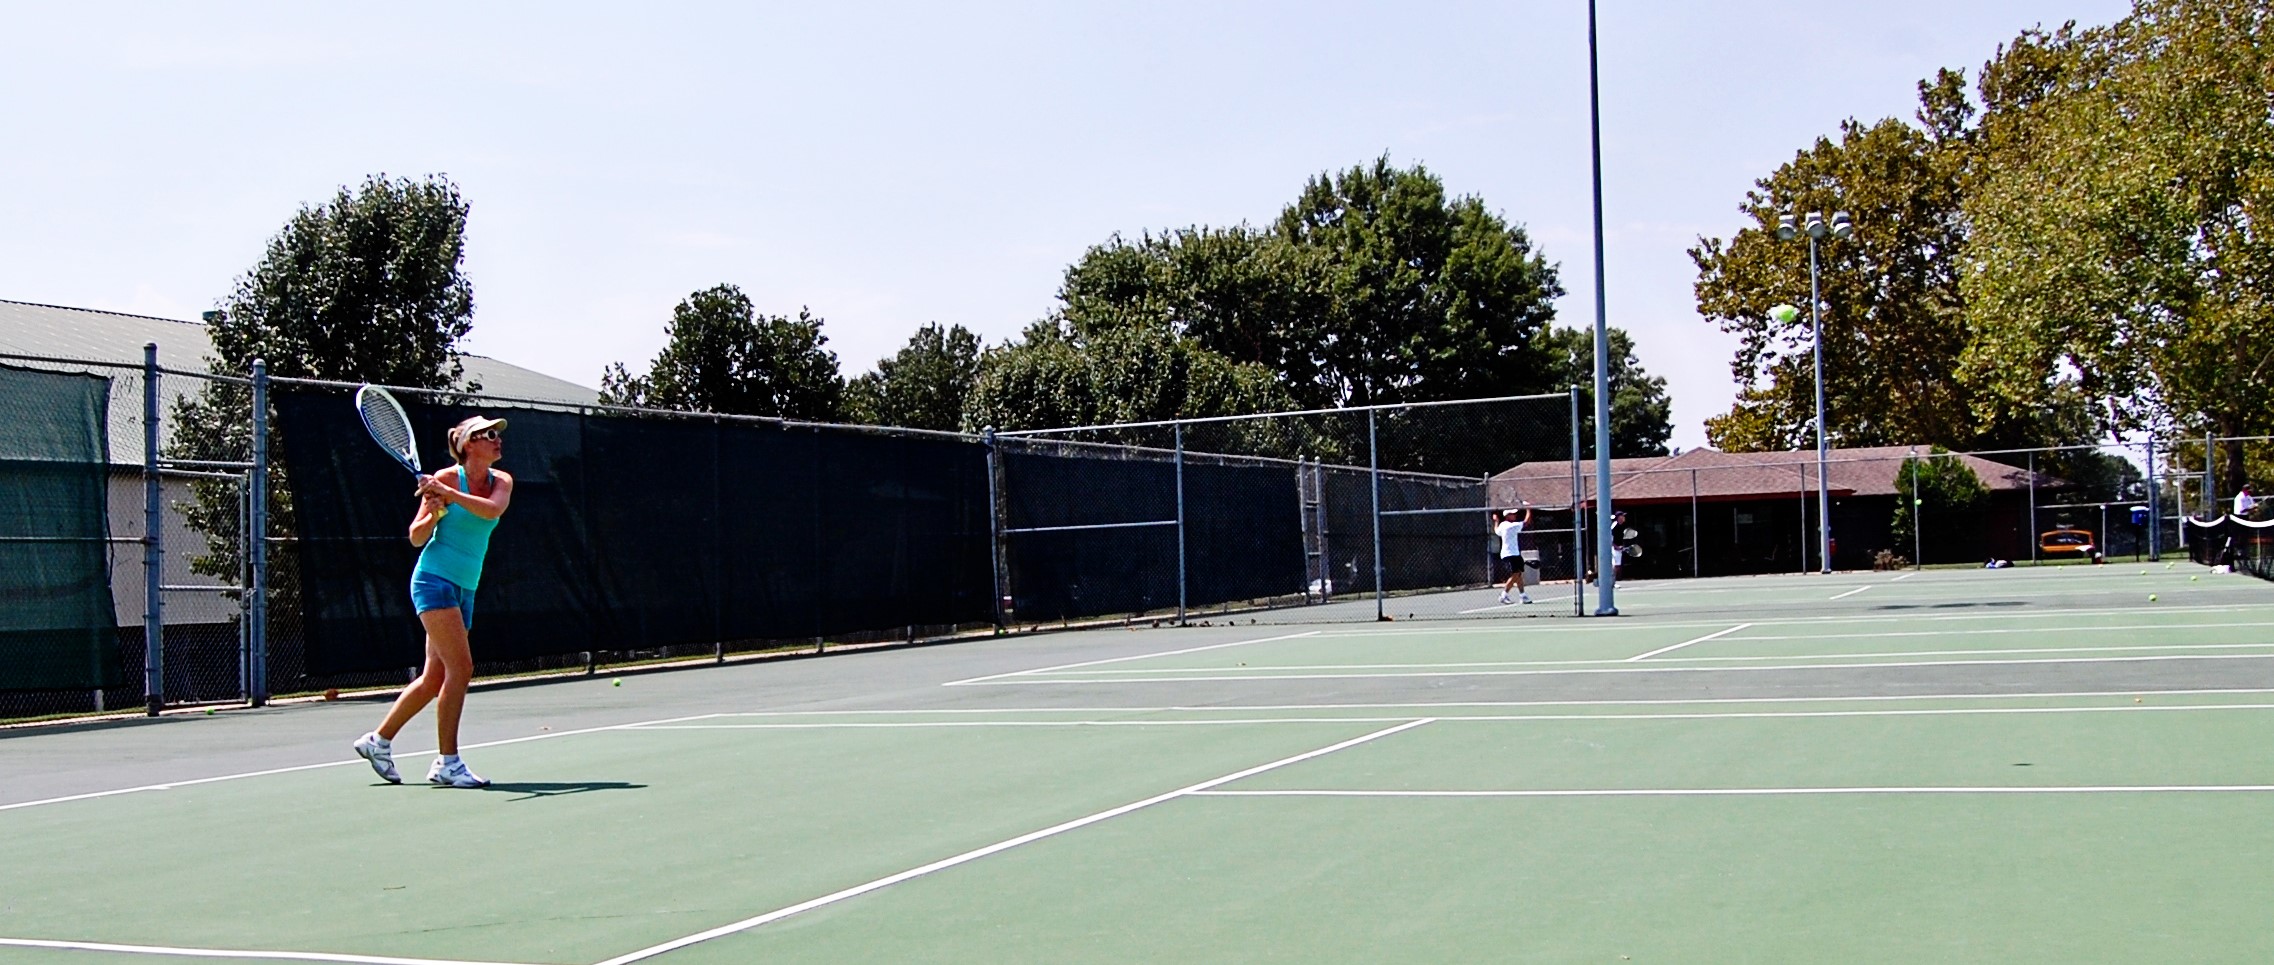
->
[6, 564, 2273, 963]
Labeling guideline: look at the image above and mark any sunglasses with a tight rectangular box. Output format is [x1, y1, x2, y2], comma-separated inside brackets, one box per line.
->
[467, 428, 501, 443]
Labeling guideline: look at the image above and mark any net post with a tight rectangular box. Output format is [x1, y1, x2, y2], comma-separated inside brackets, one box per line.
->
[1369, 408, 1385, 621]
[2147, 437, 2161, 561]
[984, 427, 1005, 633]
[249, 359, 269, 707]
[1173, 422, 1188, 627]
[142, 342, 164, 716]
[2204, 432, 2214, 517]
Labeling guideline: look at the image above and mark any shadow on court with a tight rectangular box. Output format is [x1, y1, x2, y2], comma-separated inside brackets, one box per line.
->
[450, 780, 647, 800]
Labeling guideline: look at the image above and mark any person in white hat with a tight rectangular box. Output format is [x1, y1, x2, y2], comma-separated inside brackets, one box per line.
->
[354, 415, 513, 788]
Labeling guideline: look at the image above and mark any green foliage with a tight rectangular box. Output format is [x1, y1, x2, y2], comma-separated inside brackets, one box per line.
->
[1890, 448, 1989, 548]
[600, 284, 844, 421]
[844, 323, 982, 432]
[963, 320, 1297, 436]
[1054, 157, 1573, 411]
[170, 173, 479, 585]
[1690, 105, 2093, 454]
[1535, 325, 1672, 457]
[1962, 0, 2274, 497]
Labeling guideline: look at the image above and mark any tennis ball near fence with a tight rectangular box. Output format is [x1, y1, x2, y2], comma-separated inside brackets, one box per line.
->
[612, 678, 622, 687]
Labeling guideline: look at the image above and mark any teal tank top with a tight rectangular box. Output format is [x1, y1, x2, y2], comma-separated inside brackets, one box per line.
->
[413, 470, 500, 589]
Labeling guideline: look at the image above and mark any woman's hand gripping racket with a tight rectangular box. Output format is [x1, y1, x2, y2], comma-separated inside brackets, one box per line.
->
[354, 384, 444, 517]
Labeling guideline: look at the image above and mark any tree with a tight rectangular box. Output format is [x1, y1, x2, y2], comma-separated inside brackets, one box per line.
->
[600, 284, 844, 421]
[843, 323, 983, 432]
[170, 173, 479, 585]
[1055, 158, 1570, 410]
[1275, 157, 1564, 406]
[1962, 0, 2274, 497]
[1536, 325, 1673, 457]
[1890, 448, 1989, 551]
[962, 320, 1297, 438]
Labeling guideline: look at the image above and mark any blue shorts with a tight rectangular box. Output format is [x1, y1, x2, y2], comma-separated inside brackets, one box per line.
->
[409, 571, 476, 628]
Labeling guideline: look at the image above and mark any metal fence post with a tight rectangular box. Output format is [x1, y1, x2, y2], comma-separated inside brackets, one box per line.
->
[1690, 467, 1699, 578]
[142, 343, 164, 716]
[2147, 436, 2161, 561]
[984, 427, 1005, 632]
[249, 359, 269, 706]
[2027, 450, 2037, 564]
[1569, 387, 1582, 616]
[1910, 453, 1922, 569]
[2205, 432, 2215, 516]
[1174, 422, 1188, 626]
[1369, 407, 1385, 621]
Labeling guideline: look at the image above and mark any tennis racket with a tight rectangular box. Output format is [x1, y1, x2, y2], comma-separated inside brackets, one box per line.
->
[1620, 544, 1643, 559]
[354, 384, 444, 517]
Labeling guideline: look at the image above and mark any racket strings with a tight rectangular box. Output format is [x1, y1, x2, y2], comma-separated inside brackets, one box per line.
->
[355, 389, 418, 465]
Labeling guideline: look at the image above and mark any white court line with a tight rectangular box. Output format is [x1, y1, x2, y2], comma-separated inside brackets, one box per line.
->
[590, 718, 1434, 965]
[1311, 602, 2274, 637]
[1828, 585, 1873, 601]
[1893, 572, 1917, 581]
[0, 937, 536, 965]
[995, 640, 2274, 677]
[0, 713, 727, 813]
[941, 630, 1320, 686]
[959, 651, 2274, 685]
[1192, 785, 2274, 798]
[675, 687, 2274, 717]
[627, 702, 2274, 728]
[1739, 621, 2274, 641]
[1627, 623, 1750, 661]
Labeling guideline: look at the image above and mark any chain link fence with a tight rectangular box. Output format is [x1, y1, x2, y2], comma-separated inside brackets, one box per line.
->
[6, 337, 2269, 723]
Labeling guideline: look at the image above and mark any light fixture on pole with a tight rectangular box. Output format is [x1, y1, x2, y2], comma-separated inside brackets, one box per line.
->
[1775, 208, 1852, 574]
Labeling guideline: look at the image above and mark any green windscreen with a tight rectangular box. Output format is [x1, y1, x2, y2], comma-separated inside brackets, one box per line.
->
[0, 363, 120, 690]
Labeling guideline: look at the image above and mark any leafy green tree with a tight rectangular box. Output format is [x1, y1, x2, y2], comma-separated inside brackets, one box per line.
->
[600, 284, 844, 421]
[843, 323, 983, 432]
[1535, 325, 1672, 457]
[1962, 0, 2274, 497]
[1056, 158, 1568, 410]
[170, 173, 478, 587]
[1275, 157, 1564, 406]
[962, 320, 1296, 438]
[1890, 448, 1989, 550]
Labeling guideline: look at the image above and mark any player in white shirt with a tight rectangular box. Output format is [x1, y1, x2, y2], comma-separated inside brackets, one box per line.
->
[1494, 505, 1533, 605]
[2235, 486, 2257, 519]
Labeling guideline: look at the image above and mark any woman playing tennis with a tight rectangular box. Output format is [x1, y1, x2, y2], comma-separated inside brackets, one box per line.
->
[354, 415, 513, 788]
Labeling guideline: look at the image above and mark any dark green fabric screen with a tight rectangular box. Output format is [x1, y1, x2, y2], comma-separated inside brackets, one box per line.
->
[0, 364, 119, 690]
[274, 390, 995, 676]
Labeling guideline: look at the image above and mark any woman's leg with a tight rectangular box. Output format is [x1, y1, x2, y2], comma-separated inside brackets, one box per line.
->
[419, 607, 475, 756]
[375, 638, 445, 741]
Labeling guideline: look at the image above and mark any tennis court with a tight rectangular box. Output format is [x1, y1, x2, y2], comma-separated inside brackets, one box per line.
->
[7, 562, 2273, 963]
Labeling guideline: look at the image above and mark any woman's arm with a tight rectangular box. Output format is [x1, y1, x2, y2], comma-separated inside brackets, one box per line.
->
[409, 492, 444, 546]
[420, 468, 515, 519]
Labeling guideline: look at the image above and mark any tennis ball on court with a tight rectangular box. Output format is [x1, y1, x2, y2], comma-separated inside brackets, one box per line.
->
[2135, 697, 2143, 703]
[2190, 576, 2199, 581]
[204, 708, 215, 715]
[2149, 594, 2158, 601]
[612, 678, 622, 687]
[2139, 570, 2147, 575]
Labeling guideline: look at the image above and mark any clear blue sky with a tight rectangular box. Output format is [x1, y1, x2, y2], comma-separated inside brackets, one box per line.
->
[1, 1, 2130, 449]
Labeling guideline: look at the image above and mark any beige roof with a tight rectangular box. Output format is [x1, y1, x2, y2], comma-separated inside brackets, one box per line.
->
[0, 299, 598, 464]
[1490, 445, 2057, 508]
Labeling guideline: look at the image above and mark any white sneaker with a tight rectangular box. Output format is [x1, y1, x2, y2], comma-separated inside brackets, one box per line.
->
[352, 732, 400, 784]
[1498, 593, 1511, 605]
[1520, 595, 1534, 604]
[426, 756, 489, 788]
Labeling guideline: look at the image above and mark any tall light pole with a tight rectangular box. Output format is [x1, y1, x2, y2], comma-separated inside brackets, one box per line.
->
[1777, 209, 1852, 574]
[1586, 0, 1617, 615]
